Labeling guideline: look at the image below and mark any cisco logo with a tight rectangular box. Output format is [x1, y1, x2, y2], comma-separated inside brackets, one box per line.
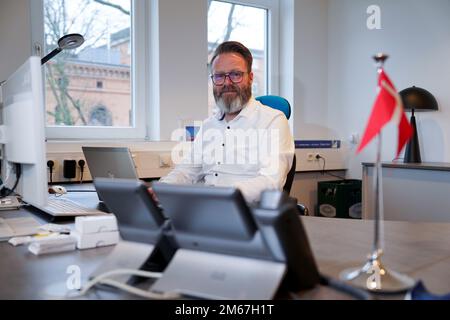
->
[210, 271, 226, 281]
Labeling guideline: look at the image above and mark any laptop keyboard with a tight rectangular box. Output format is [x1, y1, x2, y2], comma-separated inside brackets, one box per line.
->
[44, 197, 105, 216]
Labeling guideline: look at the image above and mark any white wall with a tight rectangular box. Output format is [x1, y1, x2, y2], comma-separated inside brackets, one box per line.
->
[291, 0, 332, 140]
[0, 0, 32, 82]
[285, 0, 450, 179]
[327, 0, 450, 178]
[156, 0, 209, 140]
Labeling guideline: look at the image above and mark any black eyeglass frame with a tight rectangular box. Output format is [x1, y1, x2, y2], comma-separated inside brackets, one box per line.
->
[210, 71, 248, 86]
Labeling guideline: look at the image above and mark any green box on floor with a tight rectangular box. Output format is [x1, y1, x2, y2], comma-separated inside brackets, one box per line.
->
[317, 179, 362, 219]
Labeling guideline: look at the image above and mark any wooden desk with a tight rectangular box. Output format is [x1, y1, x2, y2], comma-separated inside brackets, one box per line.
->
[303, 217, 450, 297]
[1, 198, 449, 300]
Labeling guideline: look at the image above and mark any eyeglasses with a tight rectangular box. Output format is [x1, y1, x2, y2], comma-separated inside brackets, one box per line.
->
[210, 71, 247, 85]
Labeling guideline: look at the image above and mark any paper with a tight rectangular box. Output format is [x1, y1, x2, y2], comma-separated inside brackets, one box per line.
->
[28, 235, 77, 255]
[0, 196, 21, 211]
[0, 217, 41, 241]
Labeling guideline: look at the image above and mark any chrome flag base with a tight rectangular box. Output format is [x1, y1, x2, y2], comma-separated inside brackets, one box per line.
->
[339, 250, 415, 293]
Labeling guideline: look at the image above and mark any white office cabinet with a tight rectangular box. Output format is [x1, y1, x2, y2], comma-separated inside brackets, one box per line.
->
[362, 162, 450, 223]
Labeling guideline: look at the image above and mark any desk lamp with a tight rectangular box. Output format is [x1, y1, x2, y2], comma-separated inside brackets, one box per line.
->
[0, 34, 84, 85]
[1, 34, 85, 113]
[399, 86, 438, 163]
[41, 33, 85, 65]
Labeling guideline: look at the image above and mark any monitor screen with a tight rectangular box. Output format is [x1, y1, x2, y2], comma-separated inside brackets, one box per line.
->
[0, 57, 48, 207]
[82, 146, 138, 180]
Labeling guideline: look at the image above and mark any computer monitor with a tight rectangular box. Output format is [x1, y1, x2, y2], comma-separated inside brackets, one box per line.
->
[0, 57, 48, 208]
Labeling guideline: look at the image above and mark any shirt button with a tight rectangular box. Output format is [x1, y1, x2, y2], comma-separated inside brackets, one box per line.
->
[222, 143, 225, 147]
[227, 126, 230, 129]
[215, 173, 218, 177]
[217, 162, 221, 165]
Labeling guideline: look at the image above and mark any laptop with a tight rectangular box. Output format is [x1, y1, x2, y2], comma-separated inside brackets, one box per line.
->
[82, 146, 139, 180]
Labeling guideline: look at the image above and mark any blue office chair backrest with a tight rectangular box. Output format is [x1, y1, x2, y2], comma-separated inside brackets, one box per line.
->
[255, 95, 291, 120]
[255, 95, 295, 194]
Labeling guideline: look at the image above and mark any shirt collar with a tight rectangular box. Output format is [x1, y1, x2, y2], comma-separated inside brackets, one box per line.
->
[213, 96, 257, 121]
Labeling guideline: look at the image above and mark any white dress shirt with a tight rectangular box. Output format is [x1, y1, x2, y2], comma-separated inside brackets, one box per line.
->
[159, 97, 295, 203]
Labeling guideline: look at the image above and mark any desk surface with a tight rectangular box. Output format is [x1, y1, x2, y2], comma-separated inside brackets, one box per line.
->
[362, 161, 450, 171]
[1, 192, 450, 300]
[303, 217, 450, 296]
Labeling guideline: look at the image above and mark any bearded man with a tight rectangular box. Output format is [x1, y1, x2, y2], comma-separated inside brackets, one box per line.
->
[154, 41, 294, 203]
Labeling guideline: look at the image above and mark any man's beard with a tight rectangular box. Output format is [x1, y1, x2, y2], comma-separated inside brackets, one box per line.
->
[213, 82, 252, 114]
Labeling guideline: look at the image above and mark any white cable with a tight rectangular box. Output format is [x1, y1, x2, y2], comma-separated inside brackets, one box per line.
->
[65, 268, 180, 300]
[90, 278, 180, 300]
[0, 161, 12, 190]
[76, 268, 162, 296]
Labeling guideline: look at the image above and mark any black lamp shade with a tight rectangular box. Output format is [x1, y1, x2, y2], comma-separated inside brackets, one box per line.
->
[399, 86, 438, 111]
[399, 86, 438, 163]
[58, 33, 85, 50]
[41, 33, 85, 65]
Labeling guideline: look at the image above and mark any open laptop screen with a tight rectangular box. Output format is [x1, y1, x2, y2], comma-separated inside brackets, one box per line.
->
[82, 146, 138, 180]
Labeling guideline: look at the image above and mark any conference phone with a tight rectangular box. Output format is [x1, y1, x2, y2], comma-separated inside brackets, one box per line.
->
[93, 178, 320, 299]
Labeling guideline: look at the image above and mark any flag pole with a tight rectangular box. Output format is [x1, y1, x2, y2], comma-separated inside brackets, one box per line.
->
[373, 134, 383, 257]
[372, 53, 386, 260]
[339, 53, 415, 294]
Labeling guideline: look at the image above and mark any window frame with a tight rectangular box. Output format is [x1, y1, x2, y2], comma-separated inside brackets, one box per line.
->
[209, 0, 280, 96]
[30, 0, 279, 141]
[30, 0, 148, 140]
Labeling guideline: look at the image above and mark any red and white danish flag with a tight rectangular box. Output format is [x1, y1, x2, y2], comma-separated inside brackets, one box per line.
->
[357, 69, 413, 157]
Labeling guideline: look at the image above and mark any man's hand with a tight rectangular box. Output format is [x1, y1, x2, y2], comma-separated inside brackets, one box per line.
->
[147, 187, 159, 204]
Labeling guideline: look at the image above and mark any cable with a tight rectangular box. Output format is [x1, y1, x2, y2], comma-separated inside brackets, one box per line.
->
[1, 163, 22, 198]
[78, 159, 85, 184]
[64, 269, 368, 301]
[288, 273, 371, 300]
[88, 278, 180, 299]
[65, 268, 181, 300]
[0, 161, 13, 191]
[318, 273, 371, 300]
[47, 160, 55, 184]
[317, 155, 346, 180]
[74, 269, 180, 300]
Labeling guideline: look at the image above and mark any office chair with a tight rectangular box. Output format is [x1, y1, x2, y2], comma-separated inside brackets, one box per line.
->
[256, 95, 308, 216]
[255, 95, 291, 120]
[255, 95, 296, 194]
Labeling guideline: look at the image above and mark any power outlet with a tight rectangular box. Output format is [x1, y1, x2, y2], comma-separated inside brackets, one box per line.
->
[76, 158, 87, 181]
[307, 153, 314, 162]
[159, 153, 173, 167]
[46, 159, 58, 172]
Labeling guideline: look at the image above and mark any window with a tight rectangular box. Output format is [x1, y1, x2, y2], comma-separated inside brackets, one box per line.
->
[30, 0, 277, 140]
[207, 0, 279, 114]
[32, 0, 147, 139]
[89, 105, 113, 126]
